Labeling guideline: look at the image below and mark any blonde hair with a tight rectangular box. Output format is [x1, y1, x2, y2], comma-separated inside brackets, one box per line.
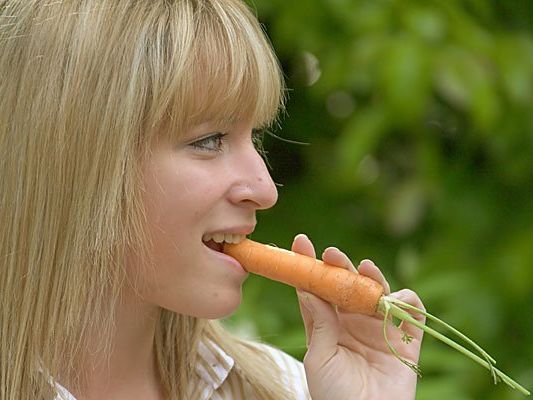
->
[0, 0, 291, 399]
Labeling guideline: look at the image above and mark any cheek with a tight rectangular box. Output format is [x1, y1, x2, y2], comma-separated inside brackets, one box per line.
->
[143, 163, 221, 225]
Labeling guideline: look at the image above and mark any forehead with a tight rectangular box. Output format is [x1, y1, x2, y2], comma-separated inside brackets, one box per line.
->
[138, 0, 284, 155]
[168, 7, 281, 129]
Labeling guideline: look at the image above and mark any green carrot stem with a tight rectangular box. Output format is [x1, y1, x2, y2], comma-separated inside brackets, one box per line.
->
[377, 297, 530, 396]
[385, 296, 497, 365]
[382, 300, 423, 376]
[385, 296, 499, 384]
[391, 304, 529, 395]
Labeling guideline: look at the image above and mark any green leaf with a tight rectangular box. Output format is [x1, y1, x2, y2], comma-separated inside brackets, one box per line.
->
[379, 35, 431, 126]
[335, 106, 389, 187]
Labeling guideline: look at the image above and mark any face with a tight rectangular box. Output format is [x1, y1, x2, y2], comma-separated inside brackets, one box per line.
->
[132, 121, 278, 318]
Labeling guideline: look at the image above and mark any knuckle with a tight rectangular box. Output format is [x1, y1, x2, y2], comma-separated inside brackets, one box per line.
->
[312, 319, 329, 335]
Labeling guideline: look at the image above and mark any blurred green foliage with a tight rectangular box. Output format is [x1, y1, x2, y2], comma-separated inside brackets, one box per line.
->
[226, 1, 533, 398]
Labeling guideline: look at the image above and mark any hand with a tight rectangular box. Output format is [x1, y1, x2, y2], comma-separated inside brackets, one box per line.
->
[293, 234, 425, 400]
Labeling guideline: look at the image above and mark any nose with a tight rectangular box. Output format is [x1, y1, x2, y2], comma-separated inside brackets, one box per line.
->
[227, 146, 278, 210]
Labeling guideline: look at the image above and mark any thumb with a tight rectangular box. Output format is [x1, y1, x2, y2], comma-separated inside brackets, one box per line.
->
[298, 290, 340, 364]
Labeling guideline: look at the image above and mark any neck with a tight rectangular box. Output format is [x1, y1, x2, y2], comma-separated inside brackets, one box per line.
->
[68, 289, 166, 400]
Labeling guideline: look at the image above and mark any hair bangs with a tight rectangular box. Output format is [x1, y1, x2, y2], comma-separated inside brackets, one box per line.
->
[161, 0, 285, 137]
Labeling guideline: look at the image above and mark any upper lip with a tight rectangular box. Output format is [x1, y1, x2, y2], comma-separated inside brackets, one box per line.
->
[203, 225, 255, 237]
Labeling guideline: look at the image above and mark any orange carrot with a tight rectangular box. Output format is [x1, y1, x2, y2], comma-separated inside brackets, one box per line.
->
[224, 239, 531, 396]
[223, 239, 384, 316]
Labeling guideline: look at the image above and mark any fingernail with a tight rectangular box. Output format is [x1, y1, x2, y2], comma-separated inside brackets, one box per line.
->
[322, 246, 339, 257]
[293, 233, 308, 243]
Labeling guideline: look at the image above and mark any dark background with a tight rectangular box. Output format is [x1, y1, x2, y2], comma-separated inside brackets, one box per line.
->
[228, 1, 533, 398]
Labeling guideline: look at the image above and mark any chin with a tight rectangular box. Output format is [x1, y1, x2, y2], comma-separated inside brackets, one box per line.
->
[199, 293, 243, 319]
[158, 284, 244, 319]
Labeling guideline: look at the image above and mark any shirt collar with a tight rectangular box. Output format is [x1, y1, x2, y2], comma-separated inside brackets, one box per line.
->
[195, 338, 235, 391]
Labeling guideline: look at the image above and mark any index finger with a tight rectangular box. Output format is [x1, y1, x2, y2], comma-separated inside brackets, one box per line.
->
[321, 247, 357, 273]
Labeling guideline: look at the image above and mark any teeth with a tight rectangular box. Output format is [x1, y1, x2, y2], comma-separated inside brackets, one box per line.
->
[203, 233, 246, 244]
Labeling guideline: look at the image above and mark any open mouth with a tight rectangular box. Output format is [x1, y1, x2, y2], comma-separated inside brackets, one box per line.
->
[202, 233, 247, 253]
[204, 239, 224, 252]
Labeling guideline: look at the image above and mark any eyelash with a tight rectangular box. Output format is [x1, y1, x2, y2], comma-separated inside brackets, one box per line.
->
[189, 132, 228, 153]
[189, 129, 266, 153]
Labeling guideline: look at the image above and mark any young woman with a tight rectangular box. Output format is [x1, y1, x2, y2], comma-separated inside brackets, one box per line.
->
[0, 0, 425, 399]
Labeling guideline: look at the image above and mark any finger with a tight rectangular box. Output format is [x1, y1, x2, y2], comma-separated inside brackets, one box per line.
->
[291, 233, 316, 258]
[357, 259, 391, 295]
[292, 235, 340, 359]
[292, 234, 316, 345]
[298, 290, 340, 365]
[321, 247, 357, 273]
[390, 289, 426, 343]
[296, 288, 313, 346]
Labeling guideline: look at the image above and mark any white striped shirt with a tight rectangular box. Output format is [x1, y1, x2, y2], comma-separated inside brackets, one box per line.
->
[54, 339, 309, 399]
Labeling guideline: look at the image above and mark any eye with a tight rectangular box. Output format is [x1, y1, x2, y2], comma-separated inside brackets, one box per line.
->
[189, 132, 227, 153]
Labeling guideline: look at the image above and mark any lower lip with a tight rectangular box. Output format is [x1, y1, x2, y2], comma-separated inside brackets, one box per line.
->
[204, 244, 248, 275]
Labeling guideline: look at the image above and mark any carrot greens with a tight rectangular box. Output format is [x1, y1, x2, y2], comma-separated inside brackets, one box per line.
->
[378, 296, 530, 396]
